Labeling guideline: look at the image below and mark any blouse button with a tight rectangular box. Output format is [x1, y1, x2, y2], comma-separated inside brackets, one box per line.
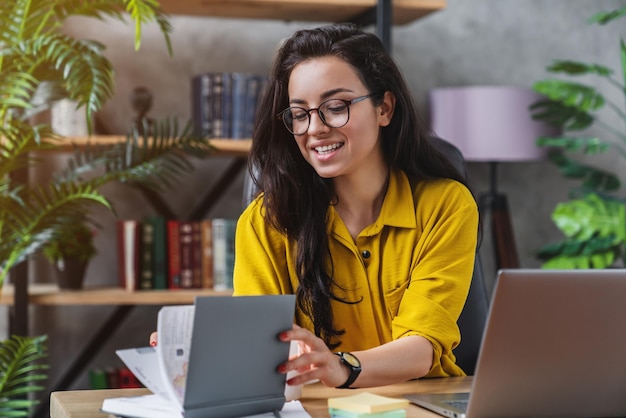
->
[361, 250, 371, 259]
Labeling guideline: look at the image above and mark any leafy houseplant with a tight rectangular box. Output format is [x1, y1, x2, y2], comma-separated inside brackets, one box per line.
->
[42, 221, 97, 264]
[42, 219, 97, 289]
[1, 0, 213, 415]
[531, 6, 626, 269]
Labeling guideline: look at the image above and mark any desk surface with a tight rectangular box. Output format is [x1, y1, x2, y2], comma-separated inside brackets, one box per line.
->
[50, 376, 472, 417]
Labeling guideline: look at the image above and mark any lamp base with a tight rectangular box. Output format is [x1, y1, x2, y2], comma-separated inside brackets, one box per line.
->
[480, 192, 520, 270]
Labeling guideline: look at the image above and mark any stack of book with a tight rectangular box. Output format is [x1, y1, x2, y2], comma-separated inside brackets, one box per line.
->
[191, 72, 269, 139]
[117, 217, 236, 292]
[88, 366, 142, 390]
[327, 392, 409, 418]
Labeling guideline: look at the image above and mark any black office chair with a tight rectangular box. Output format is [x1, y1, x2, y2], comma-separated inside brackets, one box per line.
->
[430, 136, 490, 375]
[241, 136, 490, 375]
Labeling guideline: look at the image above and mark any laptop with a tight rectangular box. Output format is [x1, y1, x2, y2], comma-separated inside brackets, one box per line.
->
[110, 295, 296, 418]
[405, 269, 626, 418]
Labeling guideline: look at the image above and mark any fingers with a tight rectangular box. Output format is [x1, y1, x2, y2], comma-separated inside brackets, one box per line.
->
[277, 327, 345, 387]
[149, 332, 158, 347]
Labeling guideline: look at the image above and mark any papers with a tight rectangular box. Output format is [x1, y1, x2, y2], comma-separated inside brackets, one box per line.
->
[101, 395, 311, 418]
[114, 305, 195, 411]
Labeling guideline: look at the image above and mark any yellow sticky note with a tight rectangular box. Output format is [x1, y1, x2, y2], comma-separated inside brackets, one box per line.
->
[327, 392, 410, 414]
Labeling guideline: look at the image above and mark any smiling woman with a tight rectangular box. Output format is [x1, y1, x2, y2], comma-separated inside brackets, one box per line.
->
[232, 23, 480, 390]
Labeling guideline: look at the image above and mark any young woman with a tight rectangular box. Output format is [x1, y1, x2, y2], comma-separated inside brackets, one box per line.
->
[232, 23, 479, 390]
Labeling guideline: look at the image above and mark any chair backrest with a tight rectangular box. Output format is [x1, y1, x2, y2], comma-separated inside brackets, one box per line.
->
[241, 136, 490, 375]
[430, 136, 489, 375]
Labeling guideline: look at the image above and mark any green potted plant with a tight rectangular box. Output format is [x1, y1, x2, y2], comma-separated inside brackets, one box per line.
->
[531, 6, 626, 269]
[1, 0, 213, 415]
[42, 218, 97, 290]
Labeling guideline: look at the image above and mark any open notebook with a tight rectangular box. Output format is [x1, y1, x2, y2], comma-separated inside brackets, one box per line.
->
[102, 295, 304, 418]
[405, 269, 626, 418]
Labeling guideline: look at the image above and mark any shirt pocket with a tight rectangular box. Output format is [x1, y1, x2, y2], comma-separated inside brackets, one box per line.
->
[384, 278, 410, 318]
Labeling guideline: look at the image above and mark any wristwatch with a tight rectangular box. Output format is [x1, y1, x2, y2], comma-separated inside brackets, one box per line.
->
[335, 352, 362, 389]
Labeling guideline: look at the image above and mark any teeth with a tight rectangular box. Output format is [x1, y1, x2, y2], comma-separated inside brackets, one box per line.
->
[315, 143, 342, 154]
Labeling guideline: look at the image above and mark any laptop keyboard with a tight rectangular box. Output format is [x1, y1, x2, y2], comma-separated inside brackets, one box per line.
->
[443, 400, 469, 411]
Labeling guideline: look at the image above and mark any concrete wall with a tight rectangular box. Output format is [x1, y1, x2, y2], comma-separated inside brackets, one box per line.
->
[10, 0, 626, 396]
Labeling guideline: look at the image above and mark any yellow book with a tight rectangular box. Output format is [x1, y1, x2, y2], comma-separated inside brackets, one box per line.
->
[327, 392, 410, 414]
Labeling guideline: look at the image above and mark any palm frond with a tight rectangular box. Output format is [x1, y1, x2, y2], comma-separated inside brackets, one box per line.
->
[0, 335, 48, 417]
[56, 118, 214, 191]
[32, 33, 115, 128]
[0, 181, 109, 282]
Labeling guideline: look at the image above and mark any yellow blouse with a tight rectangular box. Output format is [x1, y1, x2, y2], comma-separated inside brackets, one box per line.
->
[233, 168, 478, 377]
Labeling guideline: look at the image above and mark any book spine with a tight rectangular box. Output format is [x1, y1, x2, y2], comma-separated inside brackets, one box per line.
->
[117, 220, 140, 291]
[230, 72, 249, 139]
[117, 367, 142, 388]
[200, 219, 214, 289]
[212, 218, 236, 290]
[211, 73, 224, 138]
[88, 368, 108, 389]
[244, 74, 268, 138]
[191, 221, 202, 288]
[191, 74, 213, 137]
[139, 219, 154, 290]
[179, 221, 194, 288]
[148, 216, 168, 290]
[167, 219, 181, 289]
[221, 72, 233, 138]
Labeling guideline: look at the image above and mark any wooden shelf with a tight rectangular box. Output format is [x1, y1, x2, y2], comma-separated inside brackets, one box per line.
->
[158, 0, 445, 25]
[0, 284, 232, 306]
[45, 136, 251, 158]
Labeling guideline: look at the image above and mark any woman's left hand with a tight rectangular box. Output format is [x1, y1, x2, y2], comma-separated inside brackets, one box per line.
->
[278, 324, 350, 388]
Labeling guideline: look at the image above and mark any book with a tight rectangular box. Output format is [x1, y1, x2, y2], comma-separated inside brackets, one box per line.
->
[191, 221, 202, 288]
[191, 73, 213, 137]
[166, 219, 181, 289]
[139, 219, 154, 290]
[101, 299, 309, 418]
[145, 215, 168, 290]
[178, 221, 194, 288]
[230, 72, 250, 139]
[116, 220, 141, 291]
[211, 72, 225, 138]
[88, 368, 108, 389]
[199, 219, 213, 289]
[118, 367, 143, 388]
[327, 392, 409, 414]
[212, 218, 236, 290]
[114, 305, 195, 410]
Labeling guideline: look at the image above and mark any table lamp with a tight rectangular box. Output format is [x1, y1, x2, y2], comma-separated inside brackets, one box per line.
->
[429, 86, 559, 270]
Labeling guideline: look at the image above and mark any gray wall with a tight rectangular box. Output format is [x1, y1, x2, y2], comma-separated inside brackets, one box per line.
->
[7, 0, 625, 396]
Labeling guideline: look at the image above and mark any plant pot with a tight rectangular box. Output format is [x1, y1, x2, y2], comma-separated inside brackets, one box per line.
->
[53, 258, 88, 290]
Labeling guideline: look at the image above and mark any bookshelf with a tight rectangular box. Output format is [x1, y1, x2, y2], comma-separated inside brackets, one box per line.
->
[50, 137, 251, 158]
[0, 284, 232, 306]
[158, 0, 445, 25]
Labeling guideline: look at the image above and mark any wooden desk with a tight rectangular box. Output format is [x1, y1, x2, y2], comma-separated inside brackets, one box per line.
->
[50, 376, 473, 418]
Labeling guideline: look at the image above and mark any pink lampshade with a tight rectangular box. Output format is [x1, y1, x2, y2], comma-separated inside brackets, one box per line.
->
[429, 86, 559, 162]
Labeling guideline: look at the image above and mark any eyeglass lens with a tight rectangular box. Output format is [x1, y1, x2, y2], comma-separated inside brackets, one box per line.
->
[283, 99, 351, 135]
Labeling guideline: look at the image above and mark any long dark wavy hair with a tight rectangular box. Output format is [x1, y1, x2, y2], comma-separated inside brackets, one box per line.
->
[249, 23, 473, 349]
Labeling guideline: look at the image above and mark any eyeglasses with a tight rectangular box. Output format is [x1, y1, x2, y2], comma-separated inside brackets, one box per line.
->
[277, 94, 374, 135]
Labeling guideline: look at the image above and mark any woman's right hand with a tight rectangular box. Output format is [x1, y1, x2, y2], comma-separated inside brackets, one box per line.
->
[149, 332, 158, 347]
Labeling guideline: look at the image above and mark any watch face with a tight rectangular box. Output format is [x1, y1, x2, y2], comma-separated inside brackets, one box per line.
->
[343, 352, 361, 367]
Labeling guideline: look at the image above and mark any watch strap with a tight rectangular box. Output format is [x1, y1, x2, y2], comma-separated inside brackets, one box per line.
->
[335, 352, 362, 389]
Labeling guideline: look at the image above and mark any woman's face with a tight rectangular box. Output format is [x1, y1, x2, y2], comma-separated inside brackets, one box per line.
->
[286, 56, 394, 179]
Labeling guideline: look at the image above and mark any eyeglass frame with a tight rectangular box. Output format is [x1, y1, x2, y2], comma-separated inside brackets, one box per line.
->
[277, 93, 375, 135]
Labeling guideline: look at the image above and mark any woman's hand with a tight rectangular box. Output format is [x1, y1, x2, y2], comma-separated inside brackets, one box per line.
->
[277, 325, 350, 388]
[149, 332, 158, 347]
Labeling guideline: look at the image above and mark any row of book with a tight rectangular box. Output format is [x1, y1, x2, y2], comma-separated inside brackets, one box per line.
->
[88, 366, 142, 390]
[117, 217, 236, 292]
[191, 71, 269, 139]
